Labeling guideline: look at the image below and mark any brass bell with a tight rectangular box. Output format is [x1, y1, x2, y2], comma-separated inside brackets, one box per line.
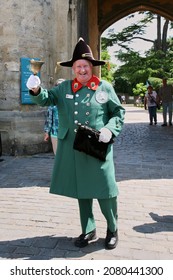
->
[30, 59, 45, 75]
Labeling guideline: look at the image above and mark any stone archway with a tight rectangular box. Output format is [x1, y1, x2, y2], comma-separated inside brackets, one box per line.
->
[85, 0, 173, 74]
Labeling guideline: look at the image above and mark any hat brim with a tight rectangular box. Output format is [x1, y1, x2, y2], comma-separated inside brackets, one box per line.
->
[60, 59, 105, 67]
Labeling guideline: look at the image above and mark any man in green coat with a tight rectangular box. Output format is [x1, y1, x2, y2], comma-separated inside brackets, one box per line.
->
[26, 38, 125, 250]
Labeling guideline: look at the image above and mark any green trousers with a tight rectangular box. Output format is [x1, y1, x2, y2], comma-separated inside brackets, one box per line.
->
[78, 197, 118, 234]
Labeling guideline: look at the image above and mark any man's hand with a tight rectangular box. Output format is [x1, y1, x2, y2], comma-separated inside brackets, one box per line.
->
[99, 127, 112, 143]
[26, 74, 41, 91]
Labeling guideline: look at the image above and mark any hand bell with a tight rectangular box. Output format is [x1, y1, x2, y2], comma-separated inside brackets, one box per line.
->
[30, 59, 45, 75]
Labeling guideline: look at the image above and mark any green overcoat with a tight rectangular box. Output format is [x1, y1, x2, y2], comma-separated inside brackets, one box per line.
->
[30, 79, 125, 199]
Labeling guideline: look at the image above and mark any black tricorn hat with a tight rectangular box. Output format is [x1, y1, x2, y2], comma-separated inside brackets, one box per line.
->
[59, 38, 105, 67]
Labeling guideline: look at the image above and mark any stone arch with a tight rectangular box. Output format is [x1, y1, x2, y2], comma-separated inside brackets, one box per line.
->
[98, 1, 173, 33]
[86, 0, 173, 72]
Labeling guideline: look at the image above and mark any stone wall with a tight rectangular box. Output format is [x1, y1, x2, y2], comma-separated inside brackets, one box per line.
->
[0, 0, 77, 155]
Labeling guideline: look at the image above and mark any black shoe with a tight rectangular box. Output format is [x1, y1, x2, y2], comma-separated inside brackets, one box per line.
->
[149, 122, 153, 125]
[161, 123, 167, 127]
[169, 122, 172, 126]
[74, 229, 97, 248]
[105, 229, 118, 250]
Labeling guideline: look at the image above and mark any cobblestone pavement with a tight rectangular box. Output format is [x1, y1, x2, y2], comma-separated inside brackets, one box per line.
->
[0, 105, 173, 260]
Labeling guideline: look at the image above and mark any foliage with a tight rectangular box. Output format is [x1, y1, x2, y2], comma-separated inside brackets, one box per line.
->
[132, 83, 147, 96]
[148, 77, 173, 92]
[101, 12, 173, 95]
[113, 76, 132, 94]
[101, 43, 116, 82]
[115, 51, 149, 83]
[147, 77, 162, 92]
[102, 12, 171, 53]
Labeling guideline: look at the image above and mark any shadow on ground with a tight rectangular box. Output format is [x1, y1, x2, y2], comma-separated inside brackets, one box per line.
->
[0, 235, 105, 260]
[133, 212, 173, 234]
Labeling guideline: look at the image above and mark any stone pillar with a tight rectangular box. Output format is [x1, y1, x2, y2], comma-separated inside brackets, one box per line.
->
[77, 0, 89, 42]
[88, 0, 100, 76]
[55, 0, 78, 80]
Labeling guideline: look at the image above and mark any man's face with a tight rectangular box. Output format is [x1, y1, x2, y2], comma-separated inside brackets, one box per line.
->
[72, 59, 93, 85]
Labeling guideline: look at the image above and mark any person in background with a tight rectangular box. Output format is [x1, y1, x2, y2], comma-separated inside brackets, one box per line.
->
[136, 96, 142, 107]
[44, 79, 65, 155]
[144, 85, 158, 125]
[121, 95, 126, 104]
[26, 38, 125, 250]
[117, 94, 122, 103]
[159, 78, 173, 127]
[44, 105, 58, 155]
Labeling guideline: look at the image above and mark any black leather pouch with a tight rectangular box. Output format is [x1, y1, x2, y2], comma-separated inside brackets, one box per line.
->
[73, 124, 114, 161]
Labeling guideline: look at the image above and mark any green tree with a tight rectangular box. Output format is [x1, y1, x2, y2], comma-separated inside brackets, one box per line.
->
[113, 76, 132, 94]
[101, 43, 116, 82]
[133, 83, 147, 97]
[101, 12, 173, 94]
[114, 50, 149, 84]
[102, 12, 172, 53]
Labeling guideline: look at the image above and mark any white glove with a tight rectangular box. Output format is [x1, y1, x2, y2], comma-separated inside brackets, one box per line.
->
[26, 74, 41, 90]
[99, 127, 112, 143]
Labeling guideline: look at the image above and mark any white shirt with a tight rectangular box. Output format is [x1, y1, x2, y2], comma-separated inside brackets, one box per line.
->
[145, 91, 157, 107]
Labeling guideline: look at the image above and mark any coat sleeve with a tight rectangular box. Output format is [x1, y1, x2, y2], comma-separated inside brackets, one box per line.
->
[29, 87, 57, 106]
[102, 82, 125, 137]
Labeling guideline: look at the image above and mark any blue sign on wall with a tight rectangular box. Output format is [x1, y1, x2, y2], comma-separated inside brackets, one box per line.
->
[20, 57, 41, 104]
